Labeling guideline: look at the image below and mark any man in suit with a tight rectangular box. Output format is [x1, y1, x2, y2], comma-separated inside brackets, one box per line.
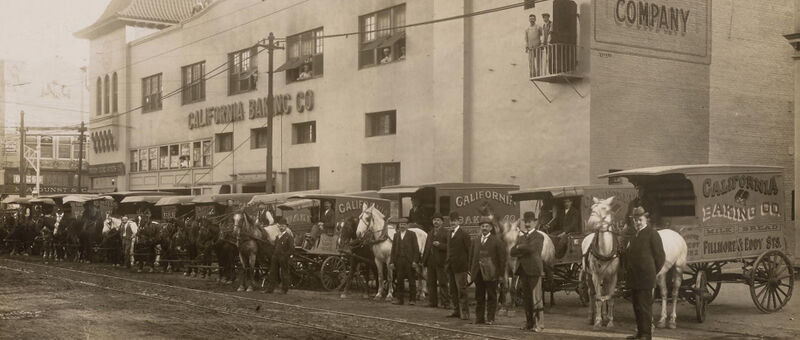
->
[446, 211, 471, 320]
[511, 213, 544, 332]
[266, 216, 294, 294]
[422, 212, 449, 308]
[553, 198, 581, 258]
[470, 217, 506, 325]
[120, 215, 138, 269]
[626, 207, 665, 340]
[390, 217, 420, 305]
[408, 197, 430, 233]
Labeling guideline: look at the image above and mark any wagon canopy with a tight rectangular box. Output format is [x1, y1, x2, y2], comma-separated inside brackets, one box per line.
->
[121, 195, 170, 204]
[155, 195, 196, 206]
[378, 182, 519, 195]
[248, 190, 323, 206]
[29, 197, 56, 205]
[191, 193, 258, 205]
[599, 164, 783, 181]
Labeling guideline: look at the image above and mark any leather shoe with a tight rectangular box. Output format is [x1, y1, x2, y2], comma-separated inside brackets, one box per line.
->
[625, 334, 642, 340]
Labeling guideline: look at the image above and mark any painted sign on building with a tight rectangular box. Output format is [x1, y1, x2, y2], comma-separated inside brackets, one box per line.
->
[188, 90, 315, 129]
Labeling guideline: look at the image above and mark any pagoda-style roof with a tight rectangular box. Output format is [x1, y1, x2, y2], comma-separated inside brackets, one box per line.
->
[75, 0, 199, 39]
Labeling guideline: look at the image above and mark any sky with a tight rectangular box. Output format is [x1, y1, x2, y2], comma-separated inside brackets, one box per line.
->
[0, 0, 110, 128]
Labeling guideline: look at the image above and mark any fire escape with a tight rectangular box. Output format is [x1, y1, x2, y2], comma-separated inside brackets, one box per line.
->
[529, 0, 583, 103]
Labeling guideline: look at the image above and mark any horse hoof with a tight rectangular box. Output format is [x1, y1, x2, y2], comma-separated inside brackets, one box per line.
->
[668, 321, 676, 329]
[340, 294, 347, 299]
[657, 321, 666, 329]
[246, 287, 253, 292]
[237, 286, 245, 292]
[606, 321, 614, 328]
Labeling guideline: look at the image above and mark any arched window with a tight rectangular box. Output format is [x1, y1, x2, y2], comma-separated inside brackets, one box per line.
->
[96, 77, 102, 115]
[104, 75, 110, 114]
[112, 72, 118, 113]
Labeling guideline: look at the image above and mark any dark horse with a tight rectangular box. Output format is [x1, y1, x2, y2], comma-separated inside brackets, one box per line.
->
[195, 212, 237, 283]
[337, 217, 379, 299]
[173, 215, 199, 276]
[134, 215, 160, 272]
[234, 210, 272, 292]
[79, 204, 103, 263]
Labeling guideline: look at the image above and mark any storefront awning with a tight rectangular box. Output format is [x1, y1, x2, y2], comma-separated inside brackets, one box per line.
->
[275, 57, 304, 72]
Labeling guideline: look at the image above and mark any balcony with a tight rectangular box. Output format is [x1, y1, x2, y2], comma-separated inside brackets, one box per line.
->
[528, 43, 582, 83]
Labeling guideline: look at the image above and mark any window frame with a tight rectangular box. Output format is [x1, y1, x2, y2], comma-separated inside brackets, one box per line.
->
[228, 47, 258, 96]
[104, 75, 110, 114]
[361, 162, 400, 190]
[57, 136, 72, 160]
[359, 4, 406, 68]
[96, 77, 102, 115]
[289, 167, 320, 191]
[365, 110, 397, 137]
[215, 132, 233, 153]
[292, 121, 316, 144]
[112, 72, 118, 113]
[130, 150, 139, 173]
[284, 27, 324, 83]
[251, 127, 269, 149]
[141, 73, 163, 113]
[181, 61, 206, 105]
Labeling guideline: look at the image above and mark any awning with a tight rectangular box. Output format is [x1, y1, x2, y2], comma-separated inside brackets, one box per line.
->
[275, 57, 304, 72]
[378, 31, 405, 48]
[155, 196, 196, 207]
[62, 194, 113, 204]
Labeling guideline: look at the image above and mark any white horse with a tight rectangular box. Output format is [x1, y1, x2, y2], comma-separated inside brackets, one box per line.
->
[355, 203, 427, 302]
[499, 217, 556, 317]
[581, 196, 622, 328]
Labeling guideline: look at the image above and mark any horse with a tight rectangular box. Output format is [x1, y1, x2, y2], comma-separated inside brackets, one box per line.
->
[355, 203, 427, 302]
[498, 217, 556, 317]
[581, 196, 622, 328]
[39, 216, 55, 263]
[337, 216, 378, 299]
[233, 209, 271, 292]
[174, 215, 199, 276]
[212, 213, 239, 284]
[78, 205, 103, 263]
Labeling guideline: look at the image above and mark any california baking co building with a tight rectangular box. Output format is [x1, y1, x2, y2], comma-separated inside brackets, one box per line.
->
[76, 0, 795, 224]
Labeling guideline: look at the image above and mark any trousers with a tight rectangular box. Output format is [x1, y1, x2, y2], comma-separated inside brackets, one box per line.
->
[426, 264, 449, 307]
[474, 272, 498, 322]
[395, 260, 417, 303]
[632, 288, 654, 337]
[520, 274, 543, 329]
[448, 270, 469, 318]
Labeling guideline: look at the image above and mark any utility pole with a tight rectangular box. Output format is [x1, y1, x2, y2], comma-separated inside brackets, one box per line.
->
[18, 110, 26, 197]
[258, 33, 283, 194]
[76, 121, 86, 192]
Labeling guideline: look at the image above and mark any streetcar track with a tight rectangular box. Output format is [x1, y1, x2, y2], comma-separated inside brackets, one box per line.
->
[0, 264, 379, 340]
[2, 258, 512, 340]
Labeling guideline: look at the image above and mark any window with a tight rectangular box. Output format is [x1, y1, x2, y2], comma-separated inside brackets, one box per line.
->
[359, 4, 406, 68]
[112, 73, 118, 112]
[39, 136, 53, 159]
[290, 167, 319, 191]
[149, 147, 159, 171]
[280, 27, 324, 83]
[365, 110, 396, 137]
[96, 77, 102, 115]
[131, 150, 139, 172]
[139, 149, 148, 171]
[292, 121, 316, 144]
[362, 162, 400, 190]
[160, 145, 169, 169]
[182, 61, 205, 104]
[215, 132, 233, 152]
[104, 75, 110, 114]
[251, 127, 269, 149]
[179, 143, 191, 168]
[72, 137, 86, 160]
[57, 136, 72, 159]
[524, 0, 536, 9]
[142, 73, 162, 112]
[228, 47, 258, 95]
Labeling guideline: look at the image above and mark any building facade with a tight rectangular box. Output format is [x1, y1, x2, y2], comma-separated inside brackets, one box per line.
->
[77, 0, 795, 247]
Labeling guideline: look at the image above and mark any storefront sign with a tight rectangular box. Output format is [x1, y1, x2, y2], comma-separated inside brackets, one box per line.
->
[188, 90, 315, 129]
[0, 184, 88, 195]
[613, 0, 690, 34]
[88, 162, 126, 177]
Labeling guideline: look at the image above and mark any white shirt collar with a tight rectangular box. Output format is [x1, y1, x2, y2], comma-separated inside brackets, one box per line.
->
[452, 225, 460, 234]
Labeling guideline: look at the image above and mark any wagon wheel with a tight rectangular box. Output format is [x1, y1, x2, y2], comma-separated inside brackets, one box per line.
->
[750, 250, 794, 313]
[320, 256, 347, 291]
[289, 257, 306, 288]
[694, 270, 707, 323]
[684, 262, 723, 305]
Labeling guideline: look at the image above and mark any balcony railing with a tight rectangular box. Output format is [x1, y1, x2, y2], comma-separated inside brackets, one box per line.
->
[528, 43, 581, 82]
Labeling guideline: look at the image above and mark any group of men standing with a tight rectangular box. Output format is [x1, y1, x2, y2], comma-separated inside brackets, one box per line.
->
[386, 210, 546, 332]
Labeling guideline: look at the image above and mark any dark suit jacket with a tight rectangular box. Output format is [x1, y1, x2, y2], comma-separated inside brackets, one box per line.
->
[626, 226, 665, 290]
[510, 230, 544, 277]
[422, 226, 448, 267]
[446, 227, 472, 273]
[469, 234, 506, 281]
[391, 230, 420, 264]
[560, 208, 581, 234]
[273, 232, 294, 261]
[321, 209, 335, 228]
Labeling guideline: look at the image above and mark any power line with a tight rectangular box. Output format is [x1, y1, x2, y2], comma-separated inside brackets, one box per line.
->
[0, 100, 88, 114]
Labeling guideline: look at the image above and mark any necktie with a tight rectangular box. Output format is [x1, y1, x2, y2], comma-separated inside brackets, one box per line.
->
[481, 236, 487, 245]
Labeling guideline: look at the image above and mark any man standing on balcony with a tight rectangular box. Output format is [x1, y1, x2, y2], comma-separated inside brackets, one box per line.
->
[542, 13, 553, 74]
[525, 14, 543, 78]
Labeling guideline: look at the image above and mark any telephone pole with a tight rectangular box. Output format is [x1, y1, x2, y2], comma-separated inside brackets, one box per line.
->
[258, 33, 283, 194]
[76, 121, 86, 192]
[18, 110, 26, 197]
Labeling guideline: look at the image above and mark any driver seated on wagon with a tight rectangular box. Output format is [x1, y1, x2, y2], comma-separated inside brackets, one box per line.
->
[544, 198, 581, 259]
[308, 200, 335, 247]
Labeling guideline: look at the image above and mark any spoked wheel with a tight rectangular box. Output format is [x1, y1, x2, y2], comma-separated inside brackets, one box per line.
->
[750, 250, 794, 313]
[684, 262, 723, 305]
[694, 270, 707, 323]
[320, 256, 348, 291]
[289, 257, 307, 288]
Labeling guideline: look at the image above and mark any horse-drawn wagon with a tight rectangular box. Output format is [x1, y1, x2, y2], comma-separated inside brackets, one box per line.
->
[277, 192, 390, 291]
[600, 164, 794, 323]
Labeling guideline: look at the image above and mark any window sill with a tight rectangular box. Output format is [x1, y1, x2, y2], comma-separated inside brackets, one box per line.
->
[228, 88, 257, 97]
[365, 133, 396, 138]
[291, 142, 316, 145]
[359, 57, 406, 70]
[287, 74, 323, 84]
[182, 98, 206, 106]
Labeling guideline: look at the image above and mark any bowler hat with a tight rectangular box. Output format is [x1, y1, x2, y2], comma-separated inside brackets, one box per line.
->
[479, 216, 493, 225]
[631, 206, 649, 217]
[523, 211, 536, 221]
[432, 212, 443, 220]
[448, 212, 460, 220]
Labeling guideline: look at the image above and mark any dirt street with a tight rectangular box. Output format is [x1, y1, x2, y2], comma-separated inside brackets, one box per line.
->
[1, 256, 798, 339]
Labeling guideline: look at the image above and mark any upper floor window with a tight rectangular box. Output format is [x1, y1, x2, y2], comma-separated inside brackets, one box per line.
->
[39, 136, 53, 159]
[96, 77, 102, 115]
[362, 162, 400, 190]
[359, 4, 406, 68]
[193, 140, 212, 167]
[228, 47, 258, 95]
[72, 137, 86, 160]
[251, 127, 269, 149]
[112, 72, 118, 112]
[57, 136, 72, 159]
[142, 73, 162, 113]
[215, 132, 233, 152]
[290, 167, 319, 191]
[182, 61, 205, 104]
[279, 27, 324, 83]
[365, 110, 396, 137]
[292, 121, 316, 144]
[104, 75, 110, 114]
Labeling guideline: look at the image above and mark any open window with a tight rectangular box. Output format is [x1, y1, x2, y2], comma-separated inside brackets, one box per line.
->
[359, 4, 406, 68]
[278, 27, 323, 83]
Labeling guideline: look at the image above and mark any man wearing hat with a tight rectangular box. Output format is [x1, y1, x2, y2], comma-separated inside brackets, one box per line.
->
[446, 211, 471, 320]
[511, 211, 545, 332]
[625, 206, 664, 340]
[469, 217, 505, 325]
[389, 217, 419, 305]
[422, 212, 450, 308]
[266, 216, 294, 294]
